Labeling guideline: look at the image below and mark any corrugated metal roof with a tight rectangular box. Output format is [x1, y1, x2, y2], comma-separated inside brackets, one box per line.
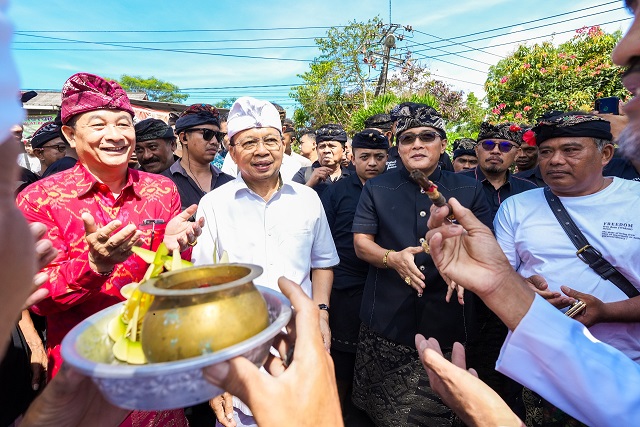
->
[22, 91, 148, 108]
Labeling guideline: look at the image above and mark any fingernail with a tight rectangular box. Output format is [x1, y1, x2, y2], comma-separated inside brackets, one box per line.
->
[32, 383, 39, 391]
[434, 207, 441, 214]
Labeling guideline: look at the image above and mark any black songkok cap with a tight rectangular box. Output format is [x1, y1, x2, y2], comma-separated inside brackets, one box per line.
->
[390, 102, 446, 139]
[531, 111, 612, 146]
[477, 122, 525, 145]
[364, 113, 392, 131]
[31, 121, 62, 148]
[316, 124, 347, 144]
[135, 118, 175, 142]
[452, 138, 477, 160]
[175, 104, 220, 134]
[352, 128, 390, 150]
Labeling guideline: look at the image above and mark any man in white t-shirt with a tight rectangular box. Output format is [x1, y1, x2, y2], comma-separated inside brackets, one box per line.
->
[495, 112, 640, 362]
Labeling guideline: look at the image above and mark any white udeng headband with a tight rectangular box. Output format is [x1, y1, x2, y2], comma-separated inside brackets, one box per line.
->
[227, 96, 282, 141]
[0, 1, 23, 144]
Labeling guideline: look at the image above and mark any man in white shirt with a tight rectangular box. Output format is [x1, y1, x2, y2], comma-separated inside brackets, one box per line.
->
[193, 96, 338, 340]
[494, 112, 640, 361]
[193, 96, 339, 427]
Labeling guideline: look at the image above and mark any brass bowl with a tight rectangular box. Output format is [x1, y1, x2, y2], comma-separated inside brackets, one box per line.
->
[139, 264, 269, 363]
[60, 287, 291, 410]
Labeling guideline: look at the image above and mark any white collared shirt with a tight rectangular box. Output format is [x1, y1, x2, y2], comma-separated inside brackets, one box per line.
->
[192, 174, 339, 296]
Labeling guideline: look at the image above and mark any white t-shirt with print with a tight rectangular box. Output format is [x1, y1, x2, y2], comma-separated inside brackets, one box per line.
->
[495, 177, 640, 361]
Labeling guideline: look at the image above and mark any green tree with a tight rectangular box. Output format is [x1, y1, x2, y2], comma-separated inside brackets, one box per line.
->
[213, 98, 236, 109]
[291, 18, 383, 128]
[349, 93, 439, 132]
[485, 26, 629, 123]
[117, 75, 189, 103]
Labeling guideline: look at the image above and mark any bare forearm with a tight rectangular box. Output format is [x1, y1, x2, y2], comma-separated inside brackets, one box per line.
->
[601, 296, 640, 323]
[481, 271, 536, 331]
[353, 234, 387, 268]
[311, 268, 333, 306]
[18, 310, 44, 349]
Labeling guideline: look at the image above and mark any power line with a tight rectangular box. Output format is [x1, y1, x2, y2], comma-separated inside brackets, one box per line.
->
[13, 36, 327, 44]
[14, 25, 346, 34]
[13, 45, 318, 52]
[13, 33, 313, 62]
[424, 0, 624, 42]
[410, 7, 625, 55]
[428, 17, 631, 59]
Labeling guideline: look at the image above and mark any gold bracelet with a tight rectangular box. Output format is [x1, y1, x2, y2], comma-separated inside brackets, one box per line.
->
[382, 249, 395, 268]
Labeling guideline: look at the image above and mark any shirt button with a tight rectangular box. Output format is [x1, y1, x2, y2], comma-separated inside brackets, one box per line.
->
[419, 238, 425, 244]
[419, 211, 427, 217]
[419, 266, 425, 272]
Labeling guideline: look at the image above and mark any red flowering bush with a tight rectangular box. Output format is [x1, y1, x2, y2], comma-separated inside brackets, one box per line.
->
[485, 26, 629, 123]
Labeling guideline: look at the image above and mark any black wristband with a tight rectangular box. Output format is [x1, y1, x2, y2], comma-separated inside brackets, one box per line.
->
[318, 303, 329, 312]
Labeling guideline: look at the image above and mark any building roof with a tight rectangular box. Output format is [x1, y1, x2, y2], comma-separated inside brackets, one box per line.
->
[21, 90, 148, 109]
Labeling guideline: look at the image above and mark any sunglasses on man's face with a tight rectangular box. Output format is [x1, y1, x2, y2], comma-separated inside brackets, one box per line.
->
[398, 131, 441, 146]
[186, 128, 224, 142]
[480, 140, 517, 153]
[39, 144, 67, 153]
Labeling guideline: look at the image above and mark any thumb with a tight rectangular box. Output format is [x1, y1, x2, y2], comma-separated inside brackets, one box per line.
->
[409, 246, 425, 254]
[82, 212, 97, 235]
[561, 285, 584, 299]
[203, 357, 266, 406]
[528, 274, 548, 291]
[177, 204, 198, 221]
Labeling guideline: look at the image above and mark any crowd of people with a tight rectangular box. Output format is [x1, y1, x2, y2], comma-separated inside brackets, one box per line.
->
[2, 1, 640, 426]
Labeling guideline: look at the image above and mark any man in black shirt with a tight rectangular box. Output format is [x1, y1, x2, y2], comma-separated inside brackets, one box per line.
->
[161, 104, 233, 211]
[293, 124, 351, 197]
[461, 122, 537, 218]
[351, 104, 492, 426]
[321, 129, 389, 426]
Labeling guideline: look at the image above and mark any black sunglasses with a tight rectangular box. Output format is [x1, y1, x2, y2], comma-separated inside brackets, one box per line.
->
[398, 131, 441, 145]
[186, 128, 224, 142]
[39, 144, 67, 153]
[480, 140, 517, 153]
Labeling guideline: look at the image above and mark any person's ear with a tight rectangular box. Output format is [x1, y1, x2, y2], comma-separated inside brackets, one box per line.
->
[61, 126, 76, 148]
[440, 138, 448, 154]
[601, 143, 615, 166]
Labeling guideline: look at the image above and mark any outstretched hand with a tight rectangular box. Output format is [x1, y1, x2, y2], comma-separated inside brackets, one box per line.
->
[416, 335, 523, 427]
[424, 198, 535, 330]
[202, 277, 343, 427]
[163, 204, 204, 252]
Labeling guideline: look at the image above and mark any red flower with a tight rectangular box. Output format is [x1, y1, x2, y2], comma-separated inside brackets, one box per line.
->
[509, 124, 522, 132]
[500, 76, 509, 84]
[523, 130, 536, 146]
[499, 103, 506, 109]
[523, 63, 531, 69]
[524, 105, 532, 112]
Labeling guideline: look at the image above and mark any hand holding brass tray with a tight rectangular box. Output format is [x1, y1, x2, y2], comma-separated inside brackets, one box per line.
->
[61, 264, 291, 411]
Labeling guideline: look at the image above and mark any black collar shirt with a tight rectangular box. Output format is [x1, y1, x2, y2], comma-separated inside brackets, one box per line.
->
[161, 160, 234, 210]
[514, 165, 546, 188]
[352, 167, 493, 348]
[320, 172, 369, 290]
[461, 167, 538, 219]
[292, 160, 352, 197]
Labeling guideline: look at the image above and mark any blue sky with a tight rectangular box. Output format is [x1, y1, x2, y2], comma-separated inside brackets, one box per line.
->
[7, 0, 632, 116]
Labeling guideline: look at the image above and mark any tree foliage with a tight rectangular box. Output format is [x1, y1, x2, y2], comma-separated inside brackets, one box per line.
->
[117, 75, 189, 103]
[213, 98, 236, 109]
[485, 26, 629, 123]
[350, 93, 439, 131]
[291, 18, 383, 128]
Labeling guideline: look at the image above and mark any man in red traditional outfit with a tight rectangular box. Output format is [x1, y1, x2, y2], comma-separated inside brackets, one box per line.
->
[16, 72, 201, 426]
